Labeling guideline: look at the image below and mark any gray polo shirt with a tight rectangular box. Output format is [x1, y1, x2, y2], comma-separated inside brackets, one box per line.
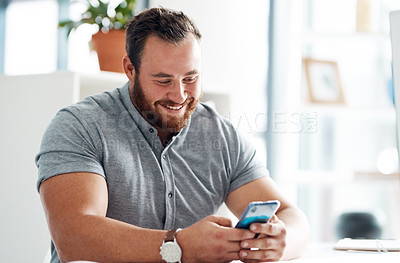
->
[36, 82, 268, 230]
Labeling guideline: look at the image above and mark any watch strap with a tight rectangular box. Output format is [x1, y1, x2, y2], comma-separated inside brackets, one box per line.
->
[165, 229, 177, 242]
[164, 228, 182, 242]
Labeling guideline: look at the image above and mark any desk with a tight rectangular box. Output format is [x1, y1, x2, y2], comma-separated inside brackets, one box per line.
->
[284, 243, 400, 262]
[233, 243, 400, 262]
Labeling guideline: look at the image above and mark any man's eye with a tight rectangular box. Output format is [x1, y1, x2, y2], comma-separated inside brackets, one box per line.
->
[184, 76, 198, 83]
[157, 80, 171, 85]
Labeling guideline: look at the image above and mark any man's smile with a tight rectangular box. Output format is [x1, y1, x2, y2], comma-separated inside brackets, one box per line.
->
[159, 103, 187, 115]
[164, 104, 184, 110]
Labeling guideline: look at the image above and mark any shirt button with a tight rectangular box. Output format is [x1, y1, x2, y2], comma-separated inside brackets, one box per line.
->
[149, 128, 154, 133]
[168, 192, 173, 198]
[162, 155, 167, 160]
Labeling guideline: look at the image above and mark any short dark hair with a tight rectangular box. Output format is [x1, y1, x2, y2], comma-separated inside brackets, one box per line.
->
[125, 7, 202, 73]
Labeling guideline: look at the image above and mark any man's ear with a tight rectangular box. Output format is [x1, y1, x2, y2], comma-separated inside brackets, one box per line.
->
[123, 55, 136, 81]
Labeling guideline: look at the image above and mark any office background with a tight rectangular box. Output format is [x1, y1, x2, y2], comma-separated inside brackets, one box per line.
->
[1, 0, 400, 262]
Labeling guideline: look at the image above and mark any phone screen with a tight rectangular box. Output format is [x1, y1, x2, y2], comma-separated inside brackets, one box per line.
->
[235, 200, 280, 229]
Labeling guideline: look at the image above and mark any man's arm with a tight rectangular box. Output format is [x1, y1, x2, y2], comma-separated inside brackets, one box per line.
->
[40, 172, 255, 263]
[225, 176, 310, 261]
[40, 172, 167, 262]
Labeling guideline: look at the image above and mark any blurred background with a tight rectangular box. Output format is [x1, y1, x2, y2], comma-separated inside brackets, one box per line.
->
[1, 0, 400, 262]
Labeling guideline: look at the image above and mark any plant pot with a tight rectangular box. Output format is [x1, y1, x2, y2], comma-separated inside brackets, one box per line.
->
[91, 30, 126, 73]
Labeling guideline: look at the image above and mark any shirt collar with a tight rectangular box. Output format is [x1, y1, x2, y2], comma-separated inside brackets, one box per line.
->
[118, 81, 156, 135]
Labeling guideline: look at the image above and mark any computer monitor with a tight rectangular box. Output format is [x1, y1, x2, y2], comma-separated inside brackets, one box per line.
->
[390, 10, 400, 166]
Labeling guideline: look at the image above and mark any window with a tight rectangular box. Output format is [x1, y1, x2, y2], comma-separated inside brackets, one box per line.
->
[4, 0, 58, 75]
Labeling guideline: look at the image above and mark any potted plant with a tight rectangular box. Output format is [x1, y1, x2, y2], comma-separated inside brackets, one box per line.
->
[59, 0, 136, 73]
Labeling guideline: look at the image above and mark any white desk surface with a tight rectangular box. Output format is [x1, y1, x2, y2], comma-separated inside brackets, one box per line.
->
[234, 243, 400, 262]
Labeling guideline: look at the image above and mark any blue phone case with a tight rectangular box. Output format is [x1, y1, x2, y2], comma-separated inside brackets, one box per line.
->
[235, 200, 280, 229]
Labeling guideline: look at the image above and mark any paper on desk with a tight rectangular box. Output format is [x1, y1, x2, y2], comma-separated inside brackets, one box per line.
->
[333, 238, 400, 252]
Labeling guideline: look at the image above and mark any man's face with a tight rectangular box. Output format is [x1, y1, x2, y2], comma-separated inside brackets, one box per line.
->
[131, 34, 202, 133]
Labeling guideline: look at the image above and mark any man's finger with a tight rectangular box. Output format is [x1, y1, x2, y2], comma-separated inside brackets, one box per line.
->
[250, 219, 285, 236]
[209, 215, 233, 227]
[240, 248, 282, 261]
[225, 241, 243, 252]
[269, 214, 279, 223]
[223, 227, 256, 241]
[223, 251, 241, 262]
[240, 235, 281, 250]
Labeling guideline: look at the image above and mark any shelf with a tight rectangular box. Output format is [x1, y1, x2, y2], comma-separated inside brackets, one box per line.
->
[300, 30, 390, 44]
[353, 170, 400, 181]
[297, 103, 396, 120]
[294, 0, 400, 242]
[295, 169, 400, 186]
[77, 71, 128, 100]
[295, 169, 354, 185]
[300, 103, 395, 112]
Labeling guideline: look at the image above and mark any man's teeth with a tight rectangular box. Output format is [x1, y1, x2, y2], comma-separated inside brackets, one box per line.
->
[165, 105, 183, 110]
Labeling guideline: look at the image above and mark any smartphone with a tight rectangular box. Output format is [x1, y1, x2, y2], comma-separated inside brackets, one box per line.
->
[235, 200, 280, 229]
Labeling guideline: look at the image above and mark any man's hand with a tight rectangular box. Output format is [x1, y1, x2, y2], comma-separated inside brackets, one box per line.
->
[177, 215, 255, 263]
[225, 177, 309, 261]
[239, 215, 287, 262]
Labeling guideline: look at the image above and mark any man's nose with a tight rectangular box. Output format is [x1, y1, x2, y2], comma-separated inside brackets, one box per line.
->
[169, 81, 187, 104]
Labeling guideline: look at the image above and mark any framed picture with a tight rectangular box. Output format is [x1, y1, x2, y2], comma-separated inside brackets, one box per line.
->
[303, 58, 345, 104]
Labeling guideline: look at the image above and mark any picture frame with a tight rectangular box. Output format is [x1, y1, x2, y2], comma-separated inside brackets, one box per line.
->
[303, 58, 345, 104]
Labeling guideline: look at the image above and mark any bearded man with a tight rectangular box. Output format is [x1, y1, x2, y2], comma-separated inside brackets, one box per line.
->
[36, 7, 309, 263]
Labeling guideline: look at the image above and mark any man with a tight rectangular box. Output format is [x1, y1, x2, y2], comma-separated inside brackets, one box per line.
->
[36, 7, 309, 263]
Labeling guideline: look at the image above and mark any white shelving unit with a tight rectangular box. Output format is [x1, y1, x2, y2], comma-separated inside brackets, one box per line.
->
[287, 0, 400, 242]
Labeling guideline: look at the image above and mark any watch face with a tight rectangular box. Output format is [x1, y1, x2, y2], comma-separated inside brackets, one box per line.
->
[160, 242, 182, 262]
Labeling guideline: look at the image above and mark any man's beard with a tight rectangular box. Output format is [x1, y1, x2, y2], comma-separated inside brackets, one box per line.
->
[131, 74, 201, 133]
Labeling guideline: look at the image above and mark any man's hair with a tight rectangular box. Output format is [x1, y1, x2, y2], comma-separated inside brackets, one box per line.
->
[125, 7, 202, 73]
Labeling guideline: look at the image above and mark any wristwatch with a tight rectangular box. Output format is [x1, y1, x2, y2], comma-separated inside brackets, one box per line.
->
[160, 228, 182, 263]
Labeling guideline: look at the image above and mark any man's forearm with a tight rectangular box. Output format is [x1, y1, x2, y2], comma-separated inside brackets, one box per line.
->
[277, 206, 310, 260]
[52, 214, 166, 263]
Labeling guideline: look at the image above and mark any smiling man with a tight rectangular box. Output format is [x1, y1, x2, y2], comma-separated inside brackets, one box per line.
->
[36, 7, 309, 263]
[128, 33, 202, 145]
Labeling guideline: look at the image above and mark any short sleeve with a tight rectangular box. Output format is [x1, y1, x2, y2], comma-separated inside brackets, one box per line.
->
[227, 128, 269, 194]
[35, 108, 105, 192]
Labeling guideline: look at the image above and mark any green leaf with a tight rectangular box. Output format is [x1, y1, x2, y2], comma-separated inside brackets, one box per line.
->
[57, 0, 136, 36]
